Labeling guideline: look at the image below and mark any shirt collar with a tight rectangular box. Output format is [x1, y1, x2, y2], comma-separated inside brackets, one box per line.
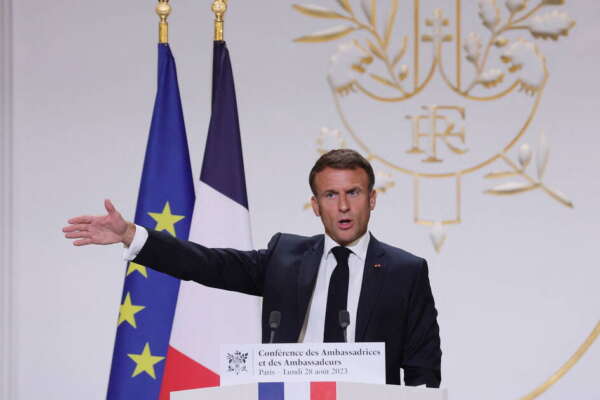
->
[323, 231, 370, 262]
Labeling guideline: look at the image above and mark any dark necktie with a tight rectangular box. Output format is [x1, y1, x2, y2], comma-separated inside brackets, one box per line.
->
[324, 246, 351, 342]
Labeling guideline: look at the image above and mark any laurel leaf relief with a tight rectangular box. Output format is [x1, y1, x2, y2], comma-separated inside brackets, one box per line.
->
[518, 143, 532, 168]
[505, 0, 528, 14]
[541, 0, 565, 5]
[547, 188, 573, 208]
[485, 181, 538, 194]
[464, 32, 483, 64]
[536, 131, 549, 180]
[369, 73, 398, 89]
[485, 171, 520, 179]
[391, 36, 408, 67]
[527, 10, 575, 40]
[336, 0, 353, 14]
[479, 69, 505, 88]
[361, 0, 377, 28]
[367, 39, 385, 60]
[494, 36, 509, 48]
[478, 0, 501, 31]
[328, 41, 373, 93]
[294, 25, 356, 43]
[500, 39, 545, 94]
[292, 4, 348, 19]
[316, 126, 347, 154]
[374, 170, 395, 193]
[383, 0, 399, 49]
[398, 65, 409, 81]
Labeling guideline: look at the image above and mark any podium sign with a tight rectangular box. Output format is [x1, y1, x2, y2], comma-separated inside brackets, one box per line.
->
[220, 342, 385, 385]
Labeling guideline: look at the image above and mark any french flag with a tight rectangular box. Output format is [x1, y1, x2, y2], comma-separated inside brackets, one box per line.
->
[258, 382, 337, 400]
[158, 41, 261, 398]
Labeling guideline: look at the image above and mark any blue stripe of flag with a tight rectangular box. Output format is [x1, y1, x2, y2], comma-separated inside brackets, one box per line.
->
[259, 382, 285, 400]
[200, 41, 249, 209]
[107, 43, 195, 399]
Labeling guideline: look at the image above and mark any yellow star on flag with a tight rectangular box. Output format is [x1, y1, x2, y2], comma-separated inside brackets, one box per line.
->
[118, 292, 146, 328]
[126, 262, 148, 278]
[128, 342, 165, 379]
[148, 201, 185, 237]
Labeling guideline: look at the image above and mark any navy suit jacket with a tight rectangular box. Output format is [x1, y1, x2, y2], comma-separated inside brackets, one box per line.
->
[135, 229, 441, 387]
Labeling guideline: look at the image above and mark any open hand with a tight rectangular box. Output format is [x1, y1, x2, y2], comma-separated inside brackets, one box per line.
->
[63, 199, 135, 247]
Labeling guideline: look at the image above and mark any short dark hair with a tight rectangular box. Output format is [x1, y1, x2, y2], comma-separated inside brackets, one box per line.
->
[309, 149, 375, 195]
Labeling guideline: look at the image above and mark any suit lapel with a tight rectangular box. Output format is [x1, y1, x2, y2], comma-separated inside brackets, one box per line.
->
[296, 236, 324, 334]
[355, 235, 386, 341]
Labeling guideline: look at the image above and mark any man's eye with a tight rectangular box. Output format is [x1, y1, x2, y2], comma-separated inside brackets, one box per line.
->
[348, 189, 359, 196]
[324, 192, 336, 199]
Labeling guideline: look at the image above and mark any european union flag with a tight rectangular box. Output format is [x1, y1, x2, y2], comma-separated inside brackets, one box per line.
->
[107, 43, 195, 399]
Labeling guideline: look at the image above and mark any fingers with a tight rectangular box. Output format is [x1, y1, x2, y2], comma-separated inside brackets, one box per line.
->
[105, 199, 116, 215]
[67, 215, 93, 225]
[74, 238, 93, 246]
[64, 231, 90, 239]
[62, 224, 89, 233]
[64, 228, 93, 245]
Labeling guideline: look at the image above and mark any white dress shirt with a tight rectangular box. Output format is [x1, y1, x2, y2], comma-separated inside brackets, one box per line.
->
[123, 226, 370, 343]
[123, 225, 148, 261]
[298, 232, 370, 343]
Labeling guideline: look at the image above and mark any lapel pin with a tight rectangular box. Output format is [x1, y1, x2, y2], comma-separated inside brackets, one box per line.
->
[373, 263, 382, 268]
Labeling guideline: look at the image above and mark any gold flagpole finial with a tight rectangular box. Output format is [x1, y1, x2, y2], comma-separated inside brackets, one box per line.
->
[211, 0, 227, 41]
[156, 0, 171, 44]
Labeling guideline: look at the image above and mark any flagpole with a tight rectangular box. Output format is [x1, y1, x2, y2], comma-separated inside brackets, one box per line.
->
[212, 0, 227, 41]
[156, 0, 171, 43]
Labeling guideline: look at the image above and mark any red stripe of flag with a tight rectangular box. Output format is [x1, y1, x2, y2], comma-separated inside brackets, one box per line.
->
[159, 346, 220, 400]
[310, 382, 336, 400]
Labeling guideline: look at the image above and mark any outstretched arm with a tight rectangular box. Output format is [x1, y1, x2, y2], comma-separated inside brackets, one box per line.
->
[62, 199, 136, 247]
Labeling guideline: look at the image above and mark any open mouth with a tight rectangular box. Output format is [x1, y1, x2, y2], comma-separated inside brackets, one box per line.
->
[338, 218, 353, 229]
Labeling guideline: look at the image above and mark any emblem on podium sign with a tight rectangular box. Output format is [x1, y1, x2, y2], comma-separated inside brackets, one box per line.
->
[294, 0, 575, 252]
[226, 350, 249, 375]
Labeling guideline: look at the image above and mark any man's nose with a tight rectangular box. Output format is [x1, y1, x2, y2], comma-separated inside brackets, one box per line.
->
[338, 194, 350, 212]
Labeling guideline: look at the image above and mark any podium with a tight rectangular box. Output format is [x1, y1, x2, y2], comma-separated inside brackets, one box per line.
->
[171, 342, 445, 400]
[170, 382, 447, 400]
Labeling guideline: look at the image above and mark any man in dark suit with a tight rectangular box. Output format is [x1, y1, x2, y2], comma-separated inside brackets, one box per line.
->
[63, 149, 441, 387]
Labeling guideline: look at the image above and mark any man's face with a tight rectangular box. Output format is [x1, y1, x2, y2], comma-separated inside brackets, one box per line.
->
[311, 167, 376, 246]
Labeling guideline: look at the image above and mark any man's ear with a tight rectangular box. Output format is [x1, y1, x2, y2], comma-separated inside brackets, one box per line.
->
[311, 195, 321, 217]
[369, 189, 377, 210]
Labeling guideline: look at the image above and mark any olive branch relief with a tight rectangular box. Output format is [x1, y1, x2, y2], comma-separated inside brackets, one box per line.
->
[484, 131, 573, 208]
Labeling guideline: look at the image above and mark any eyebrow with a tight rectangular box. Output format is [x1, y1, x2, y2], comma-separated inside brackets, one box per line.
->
[322, 186, 361, 195]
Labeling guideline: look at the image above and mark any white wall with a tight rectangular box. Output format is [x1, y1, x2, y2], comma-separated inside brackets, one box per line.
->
[4, 0, 599, 399]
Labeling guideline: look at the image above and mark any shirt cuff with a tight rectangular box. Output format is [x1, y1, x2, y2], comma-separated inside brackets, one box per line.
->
[123, 225, 149, 261]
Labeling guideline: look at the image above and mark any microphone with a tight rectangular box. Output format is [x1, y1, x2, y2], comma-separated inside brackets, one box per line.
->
[339, 310, 350, 343]
[268, 310, 281, 343]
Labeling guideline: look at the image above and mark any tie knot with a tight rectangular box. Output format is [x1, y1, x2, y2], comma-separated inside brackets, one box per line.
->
[331, 246, 351, 265]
